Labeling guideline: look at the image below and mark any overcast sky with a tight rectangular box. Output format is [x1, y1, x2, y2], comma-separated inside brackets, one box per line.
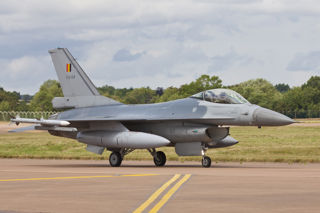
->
[0, 0, 319, 95]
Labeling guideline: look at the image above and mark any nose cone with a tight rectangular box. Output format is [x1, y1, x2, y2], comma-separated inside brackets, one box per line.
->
[253, 107, 295, 126]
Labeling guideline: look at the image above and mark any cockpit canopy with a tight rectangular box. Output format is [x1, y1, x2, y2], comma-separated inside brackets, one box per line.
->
[190, 89, 249, 104]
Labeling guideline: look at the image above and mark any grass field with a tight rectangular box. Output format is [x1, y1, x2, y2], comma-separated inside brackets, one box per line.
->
[0, 122, 320, 163]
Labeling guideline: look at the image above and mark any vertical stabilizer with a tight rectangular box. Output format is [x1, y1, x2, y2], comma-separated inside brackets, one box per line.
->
[49, 48, 120, 109]
[49, 48, 100, 97]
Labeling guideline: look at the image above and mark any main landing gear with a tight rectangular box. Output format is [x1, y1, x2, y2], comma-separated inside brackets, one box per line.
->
[108, 148, 167, 167]
[148, 148, 167, 167]
[109, 148, 134, 167]
[109, 152, 122, 167]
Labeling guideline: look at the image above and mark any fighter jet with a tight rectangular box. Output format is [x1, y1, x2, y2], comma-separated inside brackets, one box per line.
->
[11, 48, 294, 167]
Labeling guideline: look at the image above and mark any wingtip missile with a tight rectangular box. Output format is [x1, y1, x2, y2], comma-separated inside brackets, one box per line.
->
[10, 117, 70, 127]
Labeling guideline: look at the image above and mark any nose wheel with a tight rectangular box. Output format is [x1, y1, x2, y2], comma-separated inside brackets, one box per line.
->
[202, 156, 211, 168]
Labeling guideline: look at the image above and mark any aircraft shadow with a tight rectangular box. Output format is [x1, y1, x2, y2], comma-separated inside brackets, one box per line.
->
[26, 163, 290, 169]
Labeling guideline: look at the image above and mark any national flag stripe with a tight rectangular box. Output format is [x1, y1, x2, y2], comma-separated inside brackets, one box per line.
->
[66, 64, 71, 72]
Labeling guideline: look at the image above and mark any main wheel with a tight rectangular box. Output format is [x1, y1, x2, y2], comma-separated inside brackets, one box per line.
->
[202, 156, 211, 168]
[153, 151, 166, 167]
[109, 152, 122, 167]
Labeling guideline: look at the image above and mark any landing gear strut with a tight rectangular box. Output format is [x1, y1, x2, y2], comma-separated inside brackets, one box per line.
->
[201, 146, 211, 168]
[108, 148, 135, 167]
[148, 149, 166, 167]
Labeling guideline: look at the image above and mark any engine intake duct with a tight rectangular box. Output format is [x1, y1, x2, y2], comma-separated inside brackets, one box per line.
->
[206, 136, 238, 148]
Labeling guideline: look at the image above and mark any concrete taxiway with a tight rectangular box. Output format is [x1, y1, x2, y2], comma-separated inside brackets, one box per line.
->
[0, 159, 320, 213]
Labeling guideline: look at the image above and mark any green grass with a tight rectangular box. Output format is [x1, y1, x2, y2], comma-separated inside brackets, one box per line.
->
[0, 125, 320, 163]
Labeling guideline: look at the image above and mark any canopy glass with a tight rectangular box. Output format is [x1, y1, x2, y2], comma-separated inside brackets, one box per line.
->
[191, 89, 249, 104]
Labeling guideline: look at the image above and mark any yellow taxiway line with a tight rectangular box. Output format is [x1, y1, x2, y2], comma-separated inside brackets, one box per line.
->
[133, 174, 191, 213]
[0, 174, 158, 182]
[133, 174, 181, 213]
[149, 174, 191, 213]
[1, 173, 191, 213]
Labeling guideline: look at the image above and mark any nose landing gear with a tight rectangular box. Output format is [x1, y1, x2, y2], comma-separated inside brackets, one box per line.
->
[201, 147, 211, 168]
[202, 156, 211, 168]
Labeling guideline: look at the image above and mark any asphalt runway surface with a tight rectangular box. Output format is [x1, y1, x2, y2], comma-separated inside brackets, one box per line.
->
[0, 159, 320, 213]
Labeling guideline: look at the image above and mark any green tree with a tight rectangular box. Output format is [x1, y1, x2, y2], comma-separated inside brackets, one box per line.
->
[275, 83, 290, 93]
[156, 87, 182, 103]
[122, 87, 156, 104]
[98, 85, 134, 102]
[179, 75, 222, 97]
[0, 87, 28, 111]
[302, 76, 320, 90]
[230, 79, 282, 109]
[30, 80, 63, 111]
[0, 101, 10, 111]
[156, 75, 222, 102]
[275, 76, 320, 118]
[97, 85, 116, 96]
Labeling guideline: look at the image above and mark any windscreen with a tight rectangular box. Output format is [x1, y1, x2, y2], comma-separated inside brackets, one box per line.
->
[191, 89, 249, 104]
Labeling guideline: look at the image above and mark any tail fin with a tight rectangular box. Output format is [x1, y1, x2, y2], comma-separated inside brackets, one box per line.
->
[49, 48, 120, 109]
[49, 48, 99, 97]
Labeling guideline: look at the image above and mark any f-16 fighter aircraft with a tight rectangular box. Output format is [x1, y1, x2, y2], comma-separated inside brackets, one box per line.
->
[11, 48, 294, 167]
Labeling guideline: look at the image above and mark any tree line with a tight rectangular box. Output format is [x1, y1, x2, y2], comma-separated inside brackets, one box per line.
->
[1, 75, 319, 118]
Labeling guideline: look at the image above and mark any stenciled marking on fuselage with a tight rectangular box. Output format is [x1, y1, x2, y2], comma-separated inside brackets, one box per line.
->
[66, 74, 75, 80]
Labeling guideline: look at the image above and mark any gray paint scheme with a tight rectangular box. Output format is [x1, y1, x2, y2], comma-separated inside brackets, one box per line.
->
[49, 48, 119, 108]
[11, 48, 295, 167]
[49, 48, 99, 96]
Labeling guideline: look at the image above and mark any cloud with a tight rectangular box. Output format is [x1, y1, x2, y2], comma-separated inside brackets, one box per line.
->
[79, 41, 209, 89]
[113, 49, 145, 62]
[287, 51, 320, 72]
[208, 51, 253, 72]
[1, 0, 320, 94]
[0, 55, 56, 94]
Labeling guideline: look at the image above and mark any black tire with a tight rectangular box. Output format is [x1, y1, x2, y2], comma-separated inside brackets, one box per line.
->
[153, 151, 166, 167]
[109, 152, 122, 167]
[202, 156, 211, 168]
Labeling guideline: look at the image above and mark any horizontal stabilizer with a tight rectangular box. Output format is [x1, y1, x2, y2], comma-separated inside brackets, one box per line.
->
[35, 126, 77, 132]
[8, 125, 37, 133]
[52, 96, 120, 109]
